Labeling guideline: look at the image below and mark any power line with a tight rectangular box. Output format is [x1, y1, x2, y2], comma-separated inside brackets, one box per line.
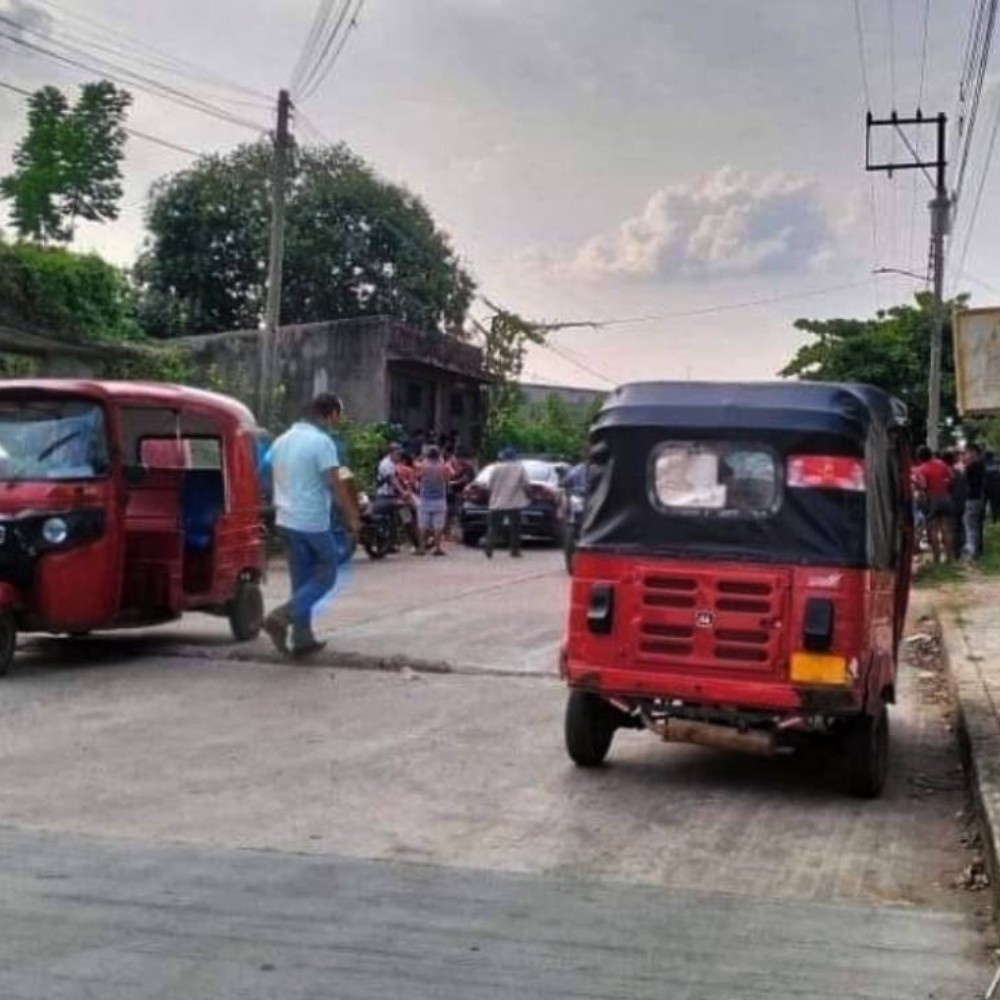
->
[0, 77, 200, 156]
[951, 86, 1000, 290]
[0, 22, 265, 133]
[298, 0, 366, 101]
[907, 0, 933, 275]
[590, 279, 875, 327]
[852, 0, 882, 312]
[291, 0, 347, 95]
[26, 0, 271, 104]
[953, 0, 998, 208]
[852, 0, 873, 109]
[887, 0, 897, 107]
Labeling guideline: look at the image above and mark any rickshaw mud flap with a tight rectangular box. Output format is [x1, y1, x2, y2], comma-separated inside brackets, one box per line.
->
[643, 715, 780, 757]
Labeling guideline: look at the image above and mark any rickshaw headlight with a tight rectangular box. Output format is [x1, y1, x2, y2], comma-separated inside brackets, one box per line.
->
[41, 516, 69, 546]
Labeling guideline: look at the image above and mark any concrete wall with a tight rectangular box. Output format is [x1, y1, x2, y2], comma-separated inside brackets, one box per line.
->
[179, 317, 485, 432]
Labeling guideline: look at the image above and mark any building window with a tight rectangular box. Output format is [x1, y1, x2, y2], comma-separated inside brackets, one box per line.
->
[450, 391, 465, 417]
[407, 382, 423, 409]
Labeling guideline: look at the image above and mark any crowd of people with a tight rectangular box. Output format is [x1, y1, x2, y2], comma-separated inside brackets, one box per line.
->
[912, 442, 1000, 565]
[375, 439, 476, 555]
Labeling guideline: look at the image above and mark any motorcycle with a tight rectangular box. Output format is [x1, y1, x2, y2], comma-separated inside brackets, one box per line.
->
[358, 494, 415, 560]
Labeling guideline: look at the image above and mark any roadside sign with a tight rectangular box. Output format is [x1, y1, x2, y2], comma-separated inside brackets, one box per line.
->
[953, 307, 1000, 415]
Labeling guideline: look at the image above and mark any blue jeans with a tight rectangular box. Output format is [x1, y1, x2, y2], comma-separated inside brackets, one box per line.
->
[280, 528, 338, 642]
[964, 499, 986, 560]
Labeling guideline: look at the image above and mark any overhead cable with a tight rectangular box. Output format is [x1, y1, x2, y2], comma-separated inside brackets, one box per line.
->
[0, 77, 200, 155]
[0, 21, 264, 132]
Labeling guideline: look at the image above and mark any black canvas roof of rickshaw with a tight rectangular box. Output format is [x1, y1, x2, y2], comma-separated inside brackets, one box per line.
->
[593, 381, 905, 443]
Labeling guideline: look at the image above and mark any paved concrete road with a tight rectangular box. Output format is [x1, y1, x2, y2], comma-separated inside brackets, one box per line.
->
[0, 631, 994, 996]
[96, 544, 568, 676]
[0, 826, 987, 1000]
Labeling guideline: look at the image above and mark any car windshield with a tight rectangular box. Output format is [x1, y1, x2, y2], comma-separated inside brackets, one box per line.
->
[0, 399, 110, 482]
[475, 460, 559, 486]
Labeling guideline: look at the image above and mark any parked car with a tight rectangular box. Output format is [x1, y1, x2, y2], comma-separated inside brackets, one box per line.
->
[460, 458, 567, 547]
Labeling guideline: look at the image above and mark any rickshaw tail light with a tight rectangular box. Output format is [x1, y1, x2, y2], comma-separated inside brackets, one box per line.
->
[790, 652, 849, 686]
[786, 456, 865, 492]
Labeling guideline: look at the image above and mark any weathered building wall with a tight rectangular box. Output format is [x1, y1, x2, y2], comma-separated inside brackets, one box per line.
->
[178, 317, 487, 441]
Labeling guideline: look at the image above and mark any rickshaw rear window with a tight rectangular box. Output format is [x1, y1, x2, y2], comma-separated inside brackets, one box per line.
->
[650, 441, 780, 515]
[0, 400, 109, 481]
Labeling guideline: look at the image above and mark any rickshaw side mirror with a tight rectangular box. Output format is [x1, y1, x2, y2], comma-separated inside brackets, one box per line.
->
[803, 598, 835, 653]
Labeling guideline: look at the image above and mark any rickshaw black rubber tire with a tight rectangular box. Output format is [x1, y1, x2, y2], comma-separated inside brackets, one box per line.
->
[565, 690, 616, 767]
[0, 613, 14, 677]
[843, 706, 890, 799]
[462, 529, 483, 548]
[228, 579, 264, 643]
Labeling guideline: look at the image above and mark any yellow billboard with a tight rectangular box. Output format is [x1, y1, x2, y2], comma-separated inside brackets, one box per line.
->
[953, 307, 1000, 415]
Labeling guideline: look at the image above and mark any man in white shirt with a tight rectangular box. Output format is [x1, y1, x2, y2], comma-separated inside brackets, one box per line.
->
[263, 393, 359, 657]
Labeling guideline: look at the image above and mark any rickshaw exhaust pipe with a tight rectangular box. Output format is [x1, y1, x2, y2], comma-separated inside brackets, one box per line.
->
[646, 717, 777, 757]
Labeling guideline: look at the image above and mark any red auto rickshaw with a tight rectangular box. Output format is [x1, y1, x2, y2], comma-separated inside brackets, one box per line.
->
[561, 382, 912, 797]
[0, 380, 266, 674]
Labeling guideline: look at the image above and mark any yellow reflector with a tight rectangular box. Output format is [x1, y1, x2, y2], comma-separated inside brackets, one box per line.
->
[790, 652, 848, 686]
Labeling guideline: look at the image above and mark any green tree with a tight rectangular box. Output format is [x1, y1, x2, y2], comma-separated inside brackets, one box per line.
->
[779, 292, 965, 443]
[477, 303, 547, 458]
[0, 81, 131, 244]
[136, 141, 476, 337]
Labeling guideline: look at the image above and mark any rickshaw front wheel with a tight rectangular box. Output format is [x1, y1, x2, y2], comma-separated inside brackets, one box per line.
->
[0, 613, 15, 677]
[843, 706, 890, 799]
[228, 579, 264, 642]
[565, 690, 617, 767]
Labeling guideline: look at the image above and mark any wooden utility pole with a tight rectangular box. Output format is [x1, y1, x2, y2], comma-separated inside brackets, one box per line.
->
[866, 111, 950, 449]
[257, 88, 292, 426]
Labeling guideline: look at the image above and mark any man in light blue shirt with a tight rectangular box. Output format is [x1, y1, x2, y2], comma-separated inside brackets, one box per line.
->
[263, 393, 359, 657]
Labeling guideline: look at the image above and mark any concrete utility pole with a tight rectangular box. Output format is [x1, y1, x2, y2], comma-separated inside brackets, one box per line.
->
[257, 88, 292, 427]
[866, 111, 949, 450]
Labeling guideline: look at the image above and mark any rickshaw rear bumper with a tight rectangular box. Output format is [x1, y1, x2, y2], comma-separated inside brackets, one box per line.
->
[563, 660, 863, 717]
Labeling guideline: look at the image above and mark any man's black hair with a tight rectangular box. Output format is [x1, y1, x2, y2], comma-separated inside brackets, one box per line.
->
[306, 393, 343, 420]
[916, 444, 932, 462]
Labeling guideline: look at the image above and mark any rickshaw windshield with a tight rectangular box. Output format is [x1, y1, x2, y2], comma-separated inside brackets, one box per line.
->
[0, 399, 110, 482]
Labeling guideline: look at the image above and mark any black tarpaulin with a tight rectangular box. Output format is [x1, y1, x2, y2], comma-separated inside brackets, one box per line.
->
[580, 382, 907, 569]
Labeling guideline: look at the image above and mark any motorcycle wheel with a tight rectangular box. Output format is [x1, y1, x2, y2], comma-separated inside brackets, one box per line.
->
[362, 524, 392, 560]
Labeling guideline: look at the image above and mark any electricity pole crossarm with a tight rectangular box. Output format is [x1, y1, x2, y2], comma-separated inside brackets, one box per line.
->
[865, 111, 949, 450]
[257, 88, 292, 427]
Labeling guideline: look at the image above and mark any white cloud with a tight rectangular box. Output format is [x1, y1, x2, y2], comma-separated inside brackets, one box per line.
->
[569, 167, 836, 281]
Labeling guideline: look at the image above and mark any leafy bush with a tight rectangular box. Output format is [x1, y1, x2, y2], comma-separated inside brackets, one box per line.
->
[0, 238, 140, 343]
[484, 391, 599, 461]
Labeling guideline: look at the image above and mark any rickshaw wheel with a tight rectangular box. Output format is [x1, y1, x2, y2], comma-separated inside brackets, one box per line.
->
[228, 579, 264, 642]
[843, 706, 890, 799]
[565, 690, 616, 767]
[0, 613, 15, 677]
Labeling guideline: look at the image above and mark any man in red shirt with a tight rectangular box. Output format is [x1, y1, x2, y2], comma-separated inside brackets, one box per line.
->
[913, 445, 954, 563]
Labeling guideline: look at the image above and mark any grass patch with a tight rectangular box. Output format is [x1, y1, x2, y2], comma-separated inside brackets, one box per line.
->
[913, 561, 966, 589]
[978, 522, 1000, 576]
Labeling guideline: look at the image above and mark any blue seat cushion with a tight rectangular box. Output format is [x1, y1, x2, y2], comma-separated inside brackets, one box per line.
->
[182, 469, 224, 552]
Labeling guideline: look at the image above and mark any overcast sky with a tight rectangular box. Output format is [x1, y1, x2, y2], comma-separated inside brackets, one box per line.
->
[0, 0, 995, 387]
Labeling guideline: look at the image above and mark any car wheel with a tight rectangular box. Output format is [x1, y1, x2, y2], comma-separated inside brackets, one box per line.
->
[565, 690, 617, 767]
[228, 578, 264, 642]
[0, 612, 14, 676]
[843, 706, 889, 798]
